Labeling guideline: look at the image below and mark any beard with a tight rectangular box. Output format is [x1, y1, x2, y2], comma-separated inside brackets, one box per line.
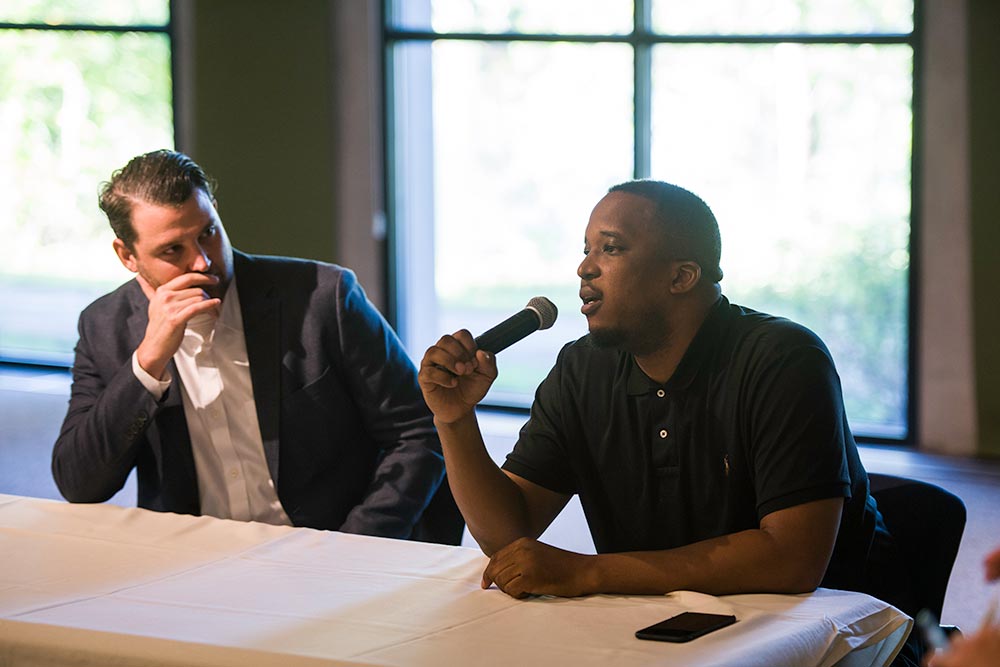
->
[201, 271, 230, 300]
[588, 326, 627, 350]
[588, 316, 672, 356]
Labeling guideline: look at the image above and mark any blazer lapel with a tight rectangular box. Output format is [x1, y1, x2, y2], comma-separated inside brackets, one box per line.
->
[235, 252, 282, 485]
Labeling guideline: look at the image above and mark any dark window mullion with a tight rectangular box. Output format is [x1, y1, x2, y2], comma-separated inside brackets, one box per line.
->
[0, 22, 167, 33]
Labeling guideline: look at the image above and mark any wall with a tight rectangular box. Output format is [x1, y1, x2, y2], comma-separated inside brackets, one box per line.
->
[174, 0, 385, 310]
[919, 0, 977, 456]
[920, 0, 1000, 458]
[967, 0, 1000, 457]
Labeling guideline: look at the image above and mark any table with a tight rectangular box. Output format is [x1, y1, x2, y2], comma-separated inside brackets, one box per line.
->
[0, 493, 910, 666]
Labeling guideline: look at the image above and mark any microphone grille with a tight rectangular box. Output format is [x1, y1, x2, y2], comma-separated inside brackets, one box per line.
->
[526, 296, 558, 330]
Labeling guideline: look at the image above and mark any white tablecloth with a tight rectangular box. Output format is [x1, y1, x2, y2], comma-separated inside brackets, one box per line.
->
[0, 494, 910, 666]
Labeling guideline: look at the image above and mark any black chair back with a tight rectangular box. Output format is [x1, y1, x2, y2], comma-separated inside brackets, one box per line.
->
[868, 473, 966, 620]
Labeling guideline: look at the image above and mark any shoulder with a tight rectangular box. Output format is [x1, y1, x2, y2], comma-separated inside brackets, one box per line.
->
[235, 251, 363, 301]
[723, 301, 833, 363]
[236, 251, 355, 285]
[80, 279, 143, 323]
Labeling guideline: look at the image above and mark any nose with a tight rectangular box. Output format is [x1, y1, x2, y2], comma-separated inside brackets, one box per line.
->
[578, 253, 598, 281]
[189, 245, 212, 273]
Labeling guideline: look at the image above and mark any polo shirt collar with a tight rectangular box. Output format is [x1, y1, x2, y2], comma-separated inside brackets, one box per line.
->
[626, 295, 732, 395]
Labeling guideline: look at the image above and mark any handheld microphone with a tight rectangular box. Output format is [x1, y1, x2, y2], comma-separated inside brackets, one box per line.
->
[474, 296, 558, 354]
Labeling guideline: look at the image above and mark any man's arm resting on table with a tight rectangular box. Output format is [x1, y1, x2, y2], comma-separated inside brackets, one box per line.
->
[435, 414, 571, 555]
[53, 350, 163, 503]
[482, 485, 844, 599]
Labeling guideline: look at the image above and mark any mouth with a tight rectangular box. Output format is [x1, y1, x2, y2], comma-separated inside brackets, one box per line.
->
[580, 287, 602, 316]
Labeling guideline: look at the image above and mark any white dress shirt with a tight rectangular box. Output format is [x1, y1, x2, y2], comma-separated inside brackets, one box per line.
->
[132, 280, 291, 525]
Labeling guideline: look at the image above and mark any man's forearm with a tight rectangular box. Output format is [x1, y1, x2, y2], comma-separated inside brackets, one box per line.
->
[338, 438, 445, 539]
[585, 528, 826, 597]
[483, 498, 842, 600]
[583, 498, 842, 596]
[52, 358, 153, 503]
[435, 413, 535, 555]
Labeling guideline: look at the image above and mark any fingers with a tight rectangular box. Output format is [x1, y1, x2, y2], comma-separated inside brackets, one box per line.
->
[475, 348, 498, 381]
[420, 332, 480, 390]
[148, 274, 221, 317]
[161, 272, 220, 292]
[984, 548, 1000, 581]
[135, 273, 222, 379]
[420, 331, 501, 379]
[482, 558, 530, 599]
[481, 539, 537, 599]
[422, 331, 476, 374]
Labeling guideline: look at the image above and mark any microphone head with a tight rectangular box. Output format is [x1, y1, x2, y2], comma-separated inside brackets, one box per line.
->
[526, 296, 558, 330]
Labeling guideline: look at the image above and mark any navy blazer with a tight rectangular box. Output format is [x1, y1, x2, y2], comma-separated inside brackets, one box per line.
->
[52, 251, 446, 538]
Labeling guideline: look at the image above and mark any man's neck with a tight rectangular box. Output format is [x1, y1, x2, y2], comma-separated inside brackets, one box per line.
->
[633, 287, 719, 384]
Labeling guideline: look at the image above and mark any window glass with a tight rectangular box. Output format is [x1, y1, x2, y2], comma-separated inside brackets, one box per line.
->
[387, 0, 915, 440]
[0, 0, 168, 25]
[652, 0, 912, 34]
[649, 43, 912, 436]
[389, 0, 632, 35]
[0, 29, 172, 363]
[391, 40, 633, 404]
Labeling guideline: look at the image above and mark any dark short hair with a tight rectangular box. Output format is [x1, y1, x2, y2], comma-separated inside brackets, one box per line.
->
[99, 149, 217, 248]
[608, 179, 723, 283]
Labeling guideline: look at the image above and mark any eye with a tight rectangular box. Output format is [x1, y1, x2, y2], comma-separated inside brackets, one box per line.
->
[161, 246, 179, 257]
[603, 243, 621, 254]
[582, 246, 591, 256]
[200, 225, 216, 238]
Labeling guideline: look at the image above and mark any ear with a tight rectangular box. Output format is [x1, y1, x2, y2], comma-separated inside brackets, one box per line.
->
[669, 260, 702, 294]
[113, 238, 139, 273]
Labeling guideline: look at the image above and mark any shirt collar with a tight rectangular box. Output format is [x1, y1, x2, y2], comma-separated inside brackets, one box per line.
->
[626, 295, 731, 395]
[216, 278, 243, 334]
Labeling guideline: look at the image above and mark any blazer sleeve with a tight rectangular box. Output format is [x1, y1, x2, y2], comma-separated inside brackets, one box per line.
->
[51, 298, 163, 503]
[330, 270, 445, 538]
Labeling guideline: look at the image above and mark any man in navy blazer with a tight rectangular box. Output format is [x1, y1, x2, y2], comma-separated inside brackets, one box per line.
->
[52, 149, 448, 539]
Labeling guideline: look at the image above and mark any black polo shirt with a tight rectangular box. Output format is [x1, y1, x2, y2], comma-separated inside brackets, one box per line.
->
[502, 296, 880, 591]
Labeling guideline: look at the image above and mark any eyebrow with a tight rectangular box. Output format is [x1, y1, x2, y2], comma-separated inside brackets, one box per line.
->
[151, 238, 181, 254]
[585, 230, 624, 243]
[151, 222, 213, 254]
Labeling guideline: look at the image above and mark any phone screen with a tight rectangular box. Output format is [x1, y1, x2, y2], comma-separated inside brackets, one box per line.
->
[635, 611, 737, 643]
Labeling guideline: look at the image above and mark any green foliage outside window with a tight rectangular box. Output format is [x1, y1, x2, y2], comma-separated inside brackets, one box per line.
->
[0, 4, 172, 363]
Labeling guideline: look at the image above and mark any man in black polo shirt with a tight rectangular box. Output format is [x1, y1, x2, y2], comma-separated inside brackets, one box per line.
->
[419, 180, 908, 655]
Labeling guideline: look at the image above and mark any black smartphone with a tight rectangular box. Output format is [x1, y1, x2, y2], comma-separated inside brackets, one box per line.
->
[635, 611, 737, 643]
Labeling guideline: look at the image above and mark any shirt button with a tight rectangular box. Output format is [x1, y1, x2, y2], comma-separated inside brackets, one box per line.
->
[656, 390, 665, 398]
[229, 469, 239, 479]
[659, 429, 668, 438]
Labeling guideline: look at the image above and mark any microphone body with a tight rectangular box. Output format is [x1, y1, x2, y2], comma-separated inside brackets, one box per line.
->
[474, 296, 558, 354]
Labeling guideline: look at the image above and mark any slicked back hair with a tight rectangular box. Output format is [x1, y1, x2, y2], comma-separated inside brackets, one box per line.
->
[608, 179, 723, 284]
[99, 149, 217, 248]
